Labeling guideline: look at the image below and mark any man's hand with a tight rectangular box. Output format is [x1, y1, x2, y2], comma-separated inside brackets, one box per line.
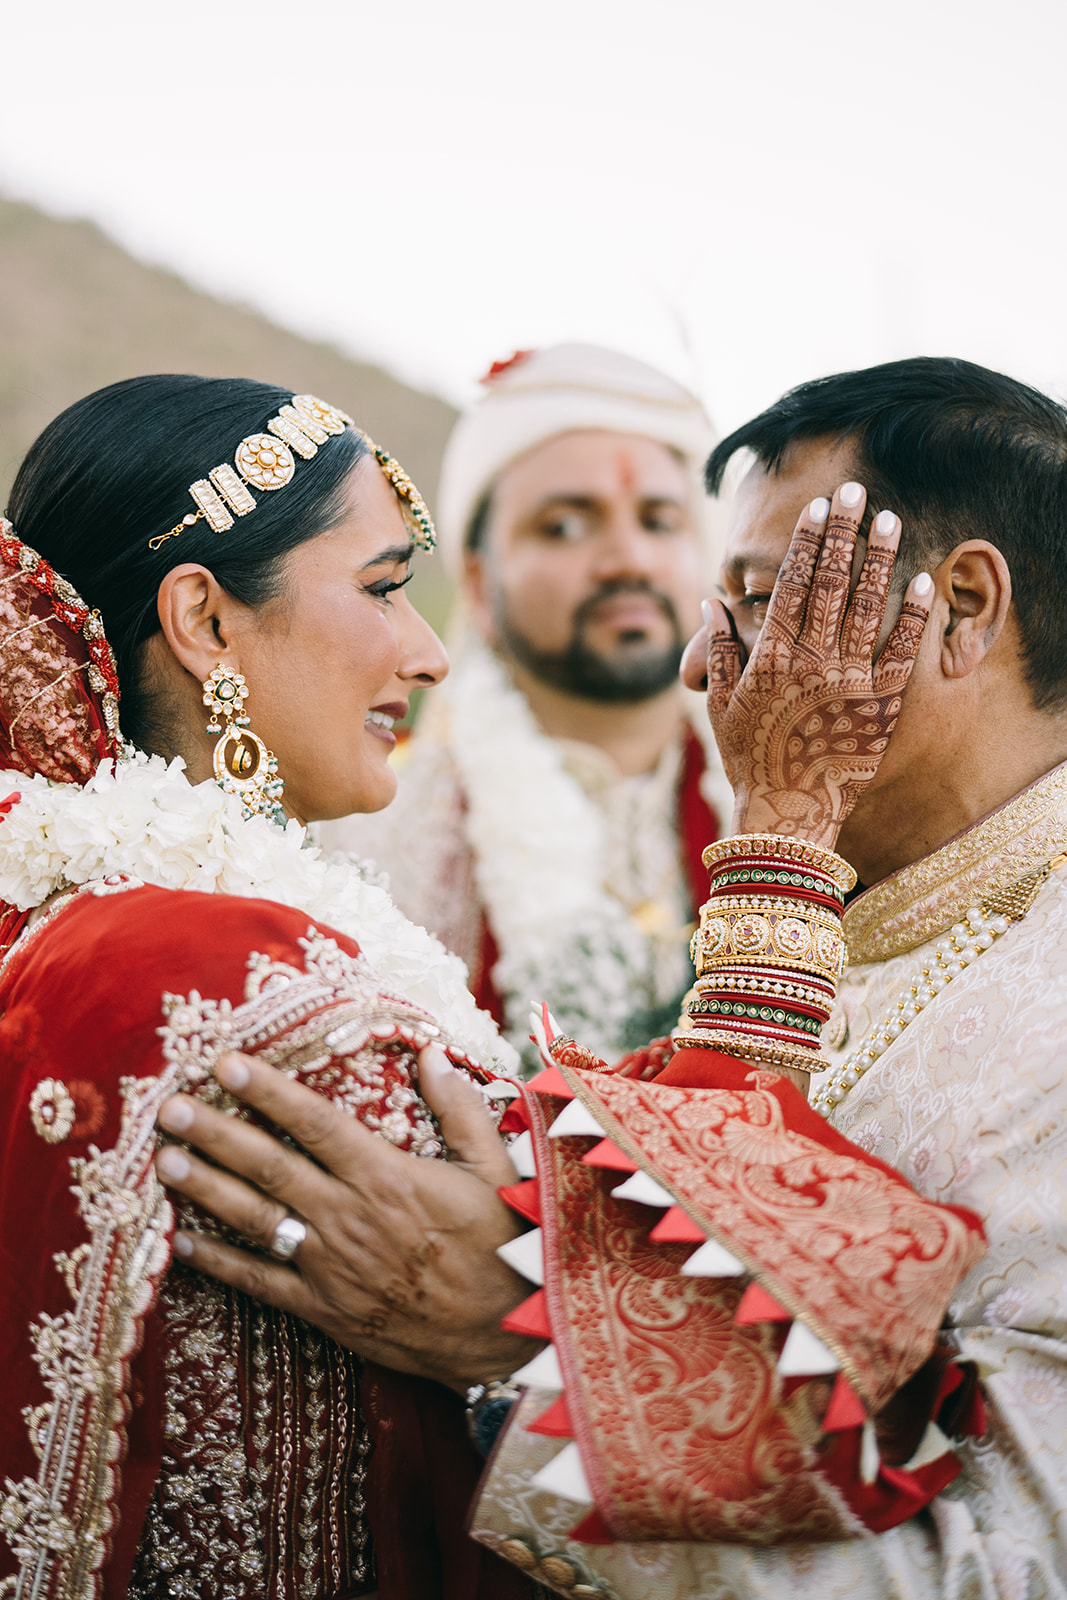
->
[694, 483, 933, 848]
[154, 1046, 542, 1393]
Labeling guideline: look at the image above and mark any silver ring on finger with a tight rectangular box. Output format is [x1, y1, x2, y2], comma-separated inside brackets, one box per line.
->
[268, 1214, 307, 1262]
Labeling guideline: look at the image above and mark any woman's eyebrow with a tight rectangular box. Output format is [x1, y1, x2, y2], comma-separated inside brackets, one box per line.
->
[360, 542, 416, 571]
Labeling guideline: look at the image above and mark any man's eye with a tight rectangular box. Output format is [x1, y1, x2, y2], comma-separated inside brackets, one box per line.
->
[642, 507, 685, 534]
[539, 514, 587, 542]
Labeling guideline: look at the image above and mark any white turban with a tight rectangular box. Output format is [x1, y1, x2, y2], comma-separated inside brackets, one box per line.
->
[436, 343, 718, 574]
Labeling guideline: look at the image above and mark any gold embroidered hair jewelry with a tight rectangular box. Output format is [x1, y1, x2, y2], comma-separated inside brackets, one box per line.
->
[149, 394, 436, 552]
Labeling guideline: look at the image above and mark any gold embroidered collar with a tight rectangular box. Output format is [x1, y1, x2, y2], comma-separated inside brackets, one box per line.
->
[843, 761, 1067, 963]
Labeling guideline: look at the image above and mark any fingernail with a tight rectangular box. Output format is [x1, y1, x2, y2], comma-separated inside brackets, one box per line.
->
[839, 482, 864, 508]
[216, 1054, 250, 1091]
[809, 497, 830, 523]
[701, 598, 714, 629]
[159, 1096, 194, 1133]
[911, 571, 934, 596]
[872, 509, 897, 536]
[157, 1145, 191, 1182]
[172, 1231, 194, 1258]
[421, 1044, 454, 1078]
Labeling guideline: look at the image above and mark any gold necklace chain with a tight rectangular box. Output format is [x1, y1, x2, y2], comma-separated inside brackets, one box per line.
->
[811, 850, 1067, 1115]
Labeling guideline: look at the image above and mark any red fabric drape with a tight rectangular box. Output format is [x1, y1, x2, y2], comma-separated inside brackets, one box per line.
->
[363, 1366, 536, 1600]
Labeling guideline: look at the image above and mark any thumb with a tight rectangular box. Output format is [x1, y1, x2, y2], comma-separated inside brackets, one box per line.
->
[418, 1046, 518, 1186]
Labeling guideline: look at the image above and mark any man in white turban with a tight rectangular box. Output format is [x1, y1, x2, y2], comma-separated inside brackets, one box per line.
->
[320, 343, 731, 1065]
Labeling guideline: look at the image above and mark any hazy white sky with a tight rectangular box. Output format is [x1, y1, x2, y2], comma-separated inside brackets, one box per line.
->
[3, 0, 1065, 430]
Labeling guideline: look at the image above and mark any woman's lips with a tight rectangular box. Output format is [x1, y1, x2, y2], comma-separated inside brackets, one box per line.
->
[365, 703, 406, 747]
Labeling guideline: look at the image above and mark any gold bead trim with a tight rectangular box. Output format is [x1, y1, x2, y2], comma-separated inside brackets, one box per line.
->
[29, 1078, 77, 1144]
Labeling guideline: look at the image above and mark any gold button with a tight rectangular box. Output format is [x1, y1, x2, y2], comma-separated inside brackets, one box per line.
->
[499, 1539, 538, 1573]
[539, 1555, 578, 1588]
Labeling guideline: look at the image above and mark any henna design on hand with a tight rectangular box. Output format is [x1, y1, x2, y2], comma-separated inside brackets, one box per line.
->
[707, 486, 934, 849]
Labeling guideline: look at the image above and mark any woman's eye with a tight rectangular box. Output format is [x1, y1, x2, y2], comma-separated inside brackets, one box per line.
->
[739, 592, 772, 611]
[366, 571, 414, 602]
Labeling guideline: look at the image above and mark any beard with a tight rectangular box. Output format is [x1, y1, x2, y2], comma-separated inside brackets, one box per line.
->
[494, 580, 686, 704]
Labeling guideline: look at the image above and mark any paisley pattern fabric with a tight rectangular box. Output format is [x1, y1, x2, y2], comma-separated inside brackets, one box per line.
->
[541, 1062, 985, 1414]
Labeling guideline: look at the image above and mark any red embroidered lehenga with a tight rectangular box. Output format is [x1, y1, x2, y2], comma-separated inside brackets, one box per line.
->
[0, 532, 534, 1600]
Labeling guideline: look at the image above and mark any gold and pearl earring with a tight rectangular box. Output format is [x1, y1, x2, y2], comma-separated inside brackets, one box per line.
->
[202, 664, 285, 824]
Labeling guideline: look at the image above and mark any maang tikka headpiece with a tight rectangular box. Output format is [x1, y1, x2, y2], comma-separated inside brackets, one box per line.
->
[149, 393, 436, 552]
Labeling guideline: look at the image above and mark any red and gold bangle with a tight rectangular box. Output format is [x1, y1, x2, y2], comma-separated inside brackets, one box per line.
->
[674, 834, 855, 1070]
[701, 834, 857, 893]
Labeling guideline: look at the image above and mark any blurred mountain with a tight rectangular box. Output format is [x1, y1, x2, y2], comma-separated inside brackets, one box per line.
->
[0, 195, 458, 621]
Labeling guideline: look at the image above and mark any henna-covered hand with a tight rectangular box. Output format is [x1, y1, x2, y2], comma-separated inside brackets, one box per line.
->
[706, 483, 933, 848]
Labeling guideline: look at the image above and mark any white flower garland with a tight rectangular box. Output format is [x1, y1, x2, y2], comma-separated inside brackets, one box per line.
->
[0, 751, 517, 1076]
[443, 644, 661, 1063]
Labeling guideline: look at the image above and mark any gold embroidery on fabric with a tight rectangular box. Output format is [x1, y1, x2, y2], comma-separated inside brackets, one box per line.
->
[129, 926, 452, 1598]
[27, 1078, 76, 1144]
[158, 928, 449, 1158]
[127, 1272, 267, 1600]
[844, 763, 1067, 962]
[128, 1279, 372, 1599]
[0, 1068, 175, 1599]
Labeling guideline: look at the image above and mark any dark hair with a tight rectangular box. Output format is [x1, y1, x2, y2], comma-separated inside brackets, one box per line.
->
[705, 356, 1067, 711]
[7, 375, 367, 745]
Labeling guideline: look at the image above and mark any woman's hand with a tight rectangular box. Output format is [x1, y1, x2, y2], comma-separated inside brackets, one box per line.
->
[154, 1046, 543, 1393]
[696, 482, 933, 849]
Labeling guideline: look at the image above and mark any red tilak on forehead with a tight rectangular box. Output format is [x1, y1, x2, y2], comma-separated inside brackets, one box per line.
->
[615, 449, 639, 492]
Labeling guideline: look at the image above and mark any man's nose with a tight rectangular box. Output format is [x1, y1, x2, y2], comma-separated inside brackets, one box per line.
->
[590, 511, 657, 581]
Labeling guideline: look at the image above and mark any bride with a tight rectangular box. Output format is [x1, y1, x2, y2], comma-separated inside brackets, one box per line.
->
[0, 376, 539, 1600]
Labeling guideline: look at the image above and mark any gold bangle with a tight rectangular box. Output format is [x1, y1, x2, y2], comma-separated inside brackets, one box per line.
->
[702, 834, 857, 895]
[699, 897, 844, 932]
[691, 913, 845, 979]
[691, 973, 833, 1007]
[671, 1025, 824, 1073]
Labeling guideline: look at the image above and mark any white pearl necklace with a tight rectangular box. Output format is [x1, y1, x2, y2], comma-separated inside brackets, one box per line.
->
[811, 902, 1010, 1115]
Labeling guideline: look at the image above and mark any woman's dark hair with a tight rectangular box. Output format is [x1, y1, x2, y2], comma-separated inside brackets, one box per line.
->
[705, 356, 1067, 712]
[6, 374, 368, 746]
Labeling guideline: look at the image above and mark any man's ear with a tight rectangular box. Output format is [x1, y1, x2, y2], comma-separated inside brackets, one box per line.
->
[462, 550, 498, 645]
[937, 541, 1012, 680]
[156, 564, 239, 680]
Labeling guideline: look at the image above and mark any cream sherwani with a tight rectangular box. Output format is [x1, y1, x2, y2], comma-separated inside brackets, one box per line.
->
[472, 766, 1067, 1600]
